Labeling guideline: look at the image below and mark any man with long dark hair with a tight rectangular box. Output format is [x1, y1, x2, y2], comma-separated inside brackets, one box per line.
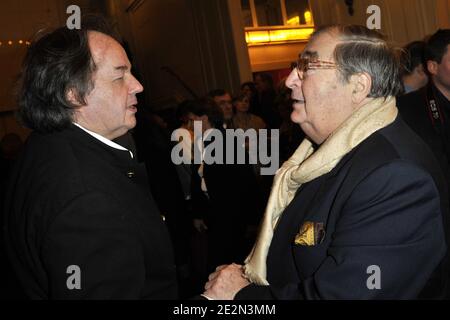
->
[4, 18, 177, 299]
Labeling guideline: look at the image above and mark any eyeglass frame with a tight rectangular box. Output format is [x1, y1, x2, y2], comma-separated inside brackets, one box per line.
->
[295, 57, 338, 80]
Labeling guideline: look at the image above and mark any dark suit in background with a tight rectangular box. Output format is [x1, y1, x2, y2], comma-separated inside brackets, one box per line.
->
[192, 128, 264, 272]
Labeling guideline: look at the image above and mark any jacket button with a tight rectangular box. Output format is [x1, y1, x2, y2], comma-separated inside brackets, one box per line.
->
[127, 171, 135, 178]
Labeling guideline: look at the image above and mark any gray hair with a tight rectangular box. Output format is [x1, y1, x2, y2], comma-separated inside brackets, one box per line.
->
[311, 25, 403, 98]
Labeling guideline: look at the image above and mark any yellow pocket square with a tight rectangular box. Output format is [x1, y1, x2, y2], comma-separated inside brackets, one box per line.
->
[294, 221, 325, 246]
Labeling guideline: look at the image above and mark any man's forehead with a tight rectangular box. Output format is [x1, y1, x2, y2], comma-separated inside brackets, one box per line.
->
[302, 32, 338, 60]
[88, 31, 130, 68]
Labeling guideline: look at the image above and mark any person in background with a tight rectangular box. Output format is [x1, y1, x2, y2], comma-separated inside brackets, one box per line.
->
[207, 89, 234, 129]
[172, 100, 199, 200]
[400, 41, 428, 94]
[232, 94, 266, 131]
[254, 72, 281, 129]
[190, 100, 264, 274]
[398, 30, 450, 183]
[240, 82, 258, 115]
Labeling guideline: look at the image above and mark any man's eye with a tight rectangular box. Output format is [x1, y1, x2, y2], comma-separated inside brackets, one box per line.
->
[115, 77, 124, 81]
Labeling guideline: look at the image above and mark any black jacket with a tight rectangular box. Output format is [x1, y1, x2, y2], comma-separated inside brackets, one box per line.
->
[398, 82, 450, 183]
[4, 125, 178, 299]
[236, 116, 449, 299]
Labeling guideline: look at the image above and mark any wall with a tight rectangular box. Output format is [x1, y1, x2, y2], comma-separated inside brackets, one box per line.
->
[436, 0, 450, 29]
[246, 0, 449, 75]
[0, 0, 68, 141]
[108, 0, 253, 110]
[0, 0, 110, 141]
[248, 42, 306, 72]
[310, 0, 446, 46]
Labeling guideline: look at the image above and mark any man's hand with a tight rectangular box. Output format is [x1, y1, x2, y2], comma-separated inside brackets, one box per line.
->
[203, 264, 250, 300]
[193, 219, 208, 232]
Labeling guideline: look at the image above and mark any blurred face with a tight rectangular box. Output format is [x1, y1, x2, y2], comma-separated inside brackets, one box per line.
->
[182, 112, 198, 131]
[213, 93, 233, 120]
[285, 31, 355, 144]
[255, 75, 267, 92]
[74, 31, 144, 140]
[241, 85, 253, 100]
[413, 64, 428, 89]
[428, 44, 450, 99]
[234, 97, 250, 113]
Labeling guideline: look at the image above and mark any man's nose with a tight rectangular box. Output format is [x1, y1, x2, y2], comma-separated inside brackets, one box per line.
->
[285, 68, 301, 89]
[129, 74, 144, 94]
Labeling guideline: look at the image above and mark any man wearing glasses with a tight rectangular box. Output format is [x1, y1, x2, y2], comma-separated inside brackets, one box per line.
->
[202, 25, 449, 300]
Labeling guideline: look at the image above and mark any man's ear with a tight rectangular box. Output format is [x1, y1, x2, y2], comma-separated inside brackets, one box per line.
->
[66, 88, 84, 107]
[350, 72, 372, 105]
[427, 60, 438, 76]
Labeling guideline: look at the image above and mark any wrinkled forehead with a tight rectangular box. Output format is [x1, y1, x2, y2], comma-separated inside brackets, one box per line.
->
[87, 31, 130, 68]
[301, 30, 340, 61]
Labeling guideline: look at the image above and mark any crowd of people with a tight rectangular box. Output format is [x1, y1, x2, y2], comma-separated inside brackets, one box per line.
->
[131, 77, 304, 297]
[1, 15, 450, 299]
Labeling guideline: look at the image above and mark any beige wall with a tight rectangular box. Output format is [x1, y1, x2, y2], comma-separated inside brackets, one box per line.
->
[246, 0, 449, 72]
[310, 0, 447, 45]
[436, 0, 450, 29]
[246, 0, 448, 72]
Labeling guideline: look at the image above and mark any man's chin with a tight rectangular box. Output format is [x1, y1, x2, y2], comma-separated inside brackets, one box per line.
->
[125, 117, 137, 130]
[290, 111, 304, 124]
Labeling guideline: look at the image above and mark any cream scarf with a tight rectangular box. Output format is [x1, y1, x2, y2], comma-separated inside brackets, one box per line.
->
[243, 96, 398, 285]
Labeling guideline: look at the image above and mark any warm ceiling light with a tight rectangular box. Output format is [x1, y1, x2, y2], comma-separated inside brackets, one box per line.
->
[8, 40, 13, 45]
[304, 11, 312, 25]
[19, 40, 23, 44]
[287, 16, 300, 26]
[245, 27, 314, 45]
[246, 30, 270, 43]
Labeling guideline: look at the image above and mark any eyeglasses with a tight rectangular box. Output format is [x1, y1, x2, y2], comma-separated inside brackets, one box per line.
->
[295, 57, 337, 80]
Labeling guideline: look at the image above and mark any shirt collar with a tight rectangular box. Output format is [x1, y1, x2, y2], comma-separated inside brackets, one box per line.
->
[73, 123, 134, 159]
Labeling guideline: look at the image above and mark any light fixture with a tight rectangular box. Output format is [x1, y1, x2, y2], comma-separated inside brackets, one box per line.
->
[0, 39, 31, 47]
[245, 27, 314, 46]
[286, 16, 299, 26]
[304, 11, 312, 25]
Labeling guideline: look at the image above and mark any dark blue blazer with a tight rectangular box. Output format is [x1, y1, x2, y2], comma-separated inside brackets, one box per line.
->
[236, 116, 449, 299]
